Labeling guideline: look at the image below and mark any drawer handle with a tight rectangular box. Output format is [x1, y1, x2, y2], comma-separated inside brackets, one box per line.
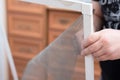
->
[19, 48, 33, 53]
[59, 19, 70, 25]
[17, 25, 32, 31]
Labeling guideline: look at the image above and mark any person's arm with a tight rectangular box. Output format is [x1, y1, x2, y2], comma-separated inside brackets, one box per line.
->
[92, 1, 104, 31]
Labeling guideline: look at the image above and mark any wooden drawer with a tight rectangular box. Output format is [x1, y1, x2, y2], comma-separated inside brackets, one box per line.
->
[8, 12, 47, 39]
[49, 10, 81, 30]
[7, 0, 46, 14]
[9, 36, 46, 59]
[48, 29, 64, 44]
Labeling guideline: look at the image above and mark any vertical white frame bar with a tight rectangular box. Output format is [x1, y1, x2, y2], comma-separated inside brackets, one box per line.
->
[0, 0, 18, 80]
[0, 0, 8, 80]
[0, 31, 8, 80]
[82, 3, 94, 80]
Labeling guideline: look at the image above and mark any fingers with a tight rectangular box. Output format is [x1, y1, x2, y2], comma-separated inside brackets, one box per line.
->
[82, 32, 100, 49]
[82, 41, 113, 61]
[93, 46, 114, 61]
[81, 38, 102, 56]
[81, 32, 100, 55]
[92, 47, 104, 58]
[96, 53, 111, 61]
[92, 47, 111, 61]
[81, 31, 113, 61]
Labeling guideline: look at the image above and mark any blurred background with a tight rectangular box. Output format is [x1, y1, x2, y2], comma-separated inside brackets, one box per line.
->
[6, 0, 101, 80]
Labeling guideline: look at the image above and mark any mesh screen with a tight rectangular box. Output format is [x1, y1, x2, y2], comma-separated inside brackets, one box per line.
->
[22, 16, 86, 80]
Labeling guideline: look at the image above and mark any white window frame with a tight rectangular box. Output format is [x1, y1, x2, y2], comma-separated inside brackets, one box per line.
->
[0, 0, 94, 80]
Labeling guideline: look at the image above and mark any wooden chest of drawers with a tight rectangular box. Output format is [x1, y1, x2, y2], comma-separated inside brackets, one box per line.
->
[7, 11, 47, 58]
[48, 9, 81, 43]
[48, 10, 81, 30]
[7, 0, 47, 79]
[9, 36, 45, 59]
[8, 12, 47, 39]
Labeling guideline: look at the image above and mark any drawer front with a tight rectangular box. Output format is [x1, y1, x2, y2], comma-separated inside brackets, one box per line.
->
[49, 10, 81, 30]
[7, 0, 46, 14]
[8, 12, 47, 39]
[9, 36, 45, 59]
[48, 29, 64, 44]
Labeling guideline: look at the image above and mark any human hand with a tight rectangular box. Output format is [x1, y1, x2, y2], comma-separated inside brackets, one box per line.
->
[81, 29, 120, 61]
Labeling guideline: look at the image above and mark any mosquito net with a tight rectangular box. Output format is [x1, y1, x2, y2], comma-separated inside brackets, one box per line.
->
[22, 16, 85, 80]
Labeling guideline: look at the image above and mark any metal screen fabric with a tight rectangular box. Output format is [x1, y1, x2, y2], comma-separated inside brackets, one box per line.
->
[22, 16, 85, 80]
